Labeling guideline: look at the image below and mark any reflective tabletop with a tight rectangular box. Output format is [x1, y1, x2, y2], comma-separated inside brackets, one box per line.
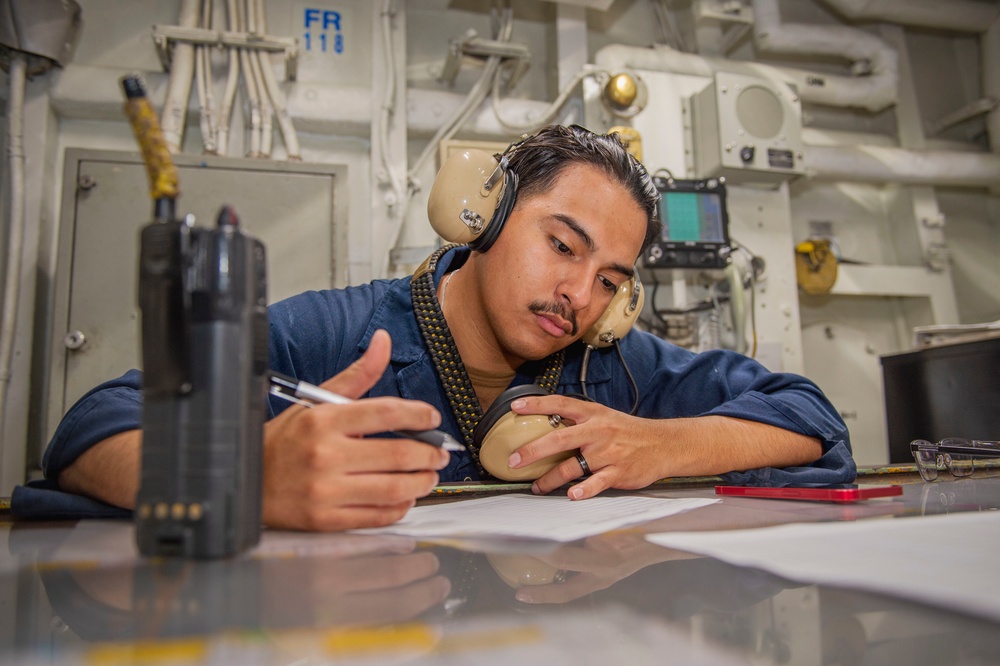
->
[2, 475, 999, 665]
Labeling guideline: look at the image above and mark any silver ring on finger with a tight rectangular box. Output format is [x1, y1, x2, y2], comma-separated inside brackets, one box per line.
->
[575, 450, 591, 477]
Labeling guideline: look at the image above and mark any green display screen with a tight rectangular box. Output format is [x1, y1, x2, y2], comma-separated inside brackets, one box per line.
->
[661, 191, 726, 243]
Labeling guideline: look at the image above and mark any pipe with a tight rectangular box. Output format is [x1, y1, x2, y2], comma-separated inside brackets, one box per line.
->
[161, 0, 201, 153]
[194, 45, 217, 153]
[491, 63, 592, 133]
[803, 143, 1000, 188]
[218, 0, 241, 156]
[246, 0, 273, 157]
[195, 0, 219, 155]
[407, 2, 513, 185]
[254, 0, 301, 160]
[725, 261, 748, 355]
[377, 0, 405, 204]
[594, 40, 895, 113]
[194, 0, 217, 154]
[0, 53, 28, 445]
[53, 63, 995, 189]
[243, 0, 268, 156]
[256, 51, 300, 159]
[820, 0, 1000, 34]
[239, 47, 262, 156]
[389, 0, 513, 274]
[751, 0, 897, 112]
[377, 0, 408, 275]
[249, 51, 274, 156]
[594, 42, 713, 80]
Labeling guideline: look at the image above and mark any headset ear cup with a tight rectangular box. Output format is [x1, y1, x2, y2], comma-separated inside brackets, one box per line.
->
[581, 274, 645, 348]
[470, 169, 517, 253]
[486, 553, 564, 588]
[475, 385, 572, 481]
[427, 149, 505, 246]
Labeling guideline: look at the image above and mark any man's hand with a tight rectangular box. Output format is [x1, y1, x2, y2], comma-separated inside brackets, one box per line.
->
[495, 532, 697, 605]
[60, 329, 451, 532]
[505, 396, 673, 498]
[260, 541, 451, 626]
[504, 394, 823, 500]
[263, 329, 450, 531]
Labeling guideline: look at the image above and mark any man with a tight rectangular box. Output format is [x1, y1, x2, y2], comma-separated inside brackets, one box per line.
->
[25, 125, 854, 531]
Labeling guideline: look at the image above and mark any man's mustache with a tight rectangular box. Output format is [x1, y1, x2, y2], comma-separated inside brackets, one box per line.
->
[528, 300, 579, 336]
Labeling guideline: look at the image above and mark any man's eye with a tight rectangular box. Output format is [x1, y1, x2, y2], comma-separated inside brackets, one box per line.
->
[599, 276, 617, 293]
[552, 238, 571, 254]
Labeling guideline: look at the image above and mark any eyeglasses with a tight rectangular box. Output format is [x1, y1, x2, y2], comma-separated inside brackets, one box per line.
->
[910, 438, 1000, 482]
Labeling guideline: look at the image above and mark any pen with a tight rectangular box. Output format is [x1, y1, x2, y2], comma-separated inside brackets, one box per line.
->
[268, 371, 465, 452]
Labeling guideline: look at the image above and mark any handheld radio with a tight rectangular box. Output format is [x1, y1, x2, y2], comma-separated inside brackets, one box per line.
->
[123, 75, 268, 558]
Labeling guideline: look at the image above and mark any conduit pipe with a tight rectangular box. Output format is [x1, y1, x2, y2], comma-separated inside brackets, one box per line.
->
[593, 39, 894, 113]
[254, 0, 301, 159]
[0, 53, 28, 443]
[246, 0, 273, 157]
[238, 0, 262, 156]
[240, 47, 263, 155]
[406, 4, 512, 186]
[161, 0, 200, 153]
[822, 0, 1000, 157]
[820, 0, 1000, 34]
[391, 1, 513, 275]
[45, 63, 999, 189]
[594, 43, 714, 82]
[377, 0, 406, 209]
[218, 0, 241, 156]
[803, 143, 1000, 188]
[751, 0, 897, 112]
[194, 0, 217, 154]
[491, 64, 593, 133]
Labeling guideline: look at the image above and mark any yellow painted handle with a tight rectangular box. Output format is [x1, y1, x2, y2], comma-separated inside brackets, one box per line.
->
[121, 75, 179, 202]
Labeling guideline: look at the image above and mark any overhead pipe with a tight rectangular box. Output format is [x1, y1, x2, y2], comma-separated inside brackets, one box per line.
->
[803, 143, 1000, 188]
[406, 2, 513, 186]
[376, 0, 406, 209]
[161, 0, 200, 152]
[820, 0, 1000, 158]
[593, 38, 894, 113]
[245, 0, 273, 157]
[750, 0, 897, 112]
[820, 0, 1000, 34]
[194, 0, 217, 154]
[217, 0, 241, 156]
[46, 59, 998, 190]
[254, 0, 301, 159]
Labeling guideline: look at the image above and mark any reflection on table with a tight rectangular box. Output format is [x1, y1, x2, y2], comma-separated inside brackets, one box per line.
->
[2, 475, 999, 665]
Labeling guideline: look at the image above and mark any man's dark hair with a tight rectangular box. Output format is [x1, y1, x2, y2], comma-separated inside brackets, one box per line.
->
[505, 124, 662, 254]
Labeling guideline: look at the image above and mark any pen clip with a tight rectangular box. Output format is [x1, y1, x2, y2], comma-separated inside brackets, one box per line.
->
[269, 382, 316, 407]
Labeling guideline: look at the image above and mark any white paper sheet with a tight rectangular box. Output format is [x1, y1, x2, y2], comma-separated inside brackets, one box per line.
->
[351, 494, 719, 542]
[646, 510, 1000, 622]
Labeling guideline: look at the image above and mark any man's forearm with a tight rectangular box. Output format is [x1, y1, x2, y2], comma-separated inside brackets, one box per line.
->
[57, 430, 141, 509]
[658, 415, 824, 478]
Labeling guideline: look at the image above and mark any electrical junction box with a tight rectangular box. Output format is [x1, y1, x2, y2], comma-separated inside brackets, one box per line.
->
[689, 71, 805, 184]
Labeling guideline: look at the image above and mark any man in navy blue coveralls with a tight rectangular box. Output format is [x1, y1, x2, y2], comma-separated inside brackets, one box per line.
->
[30, 125, 855, 531]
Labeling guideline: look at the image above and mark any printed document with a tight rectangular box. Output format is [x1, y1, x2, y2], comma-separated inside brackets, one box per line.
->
[647, 511, 1000, 622]
[352, 494, 719, 542]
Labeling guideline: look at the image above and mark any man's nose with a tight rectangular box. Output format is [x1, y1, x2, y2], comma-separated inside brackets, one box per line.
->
[559, 268, 595, 310]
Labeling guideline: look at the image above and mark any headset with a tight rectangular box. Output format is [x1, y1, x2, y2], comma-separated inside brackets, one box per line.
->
[427, 139, 645, 481]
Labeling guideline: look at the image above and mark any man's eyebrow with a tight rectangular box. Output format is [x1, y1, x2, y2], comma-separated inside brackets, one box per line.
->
[553, 214, 634, 279]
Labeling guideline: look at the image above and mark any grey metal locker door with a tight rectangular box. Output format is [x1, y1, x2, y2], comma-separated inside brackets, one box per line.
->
[48, 150, 348, 441]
